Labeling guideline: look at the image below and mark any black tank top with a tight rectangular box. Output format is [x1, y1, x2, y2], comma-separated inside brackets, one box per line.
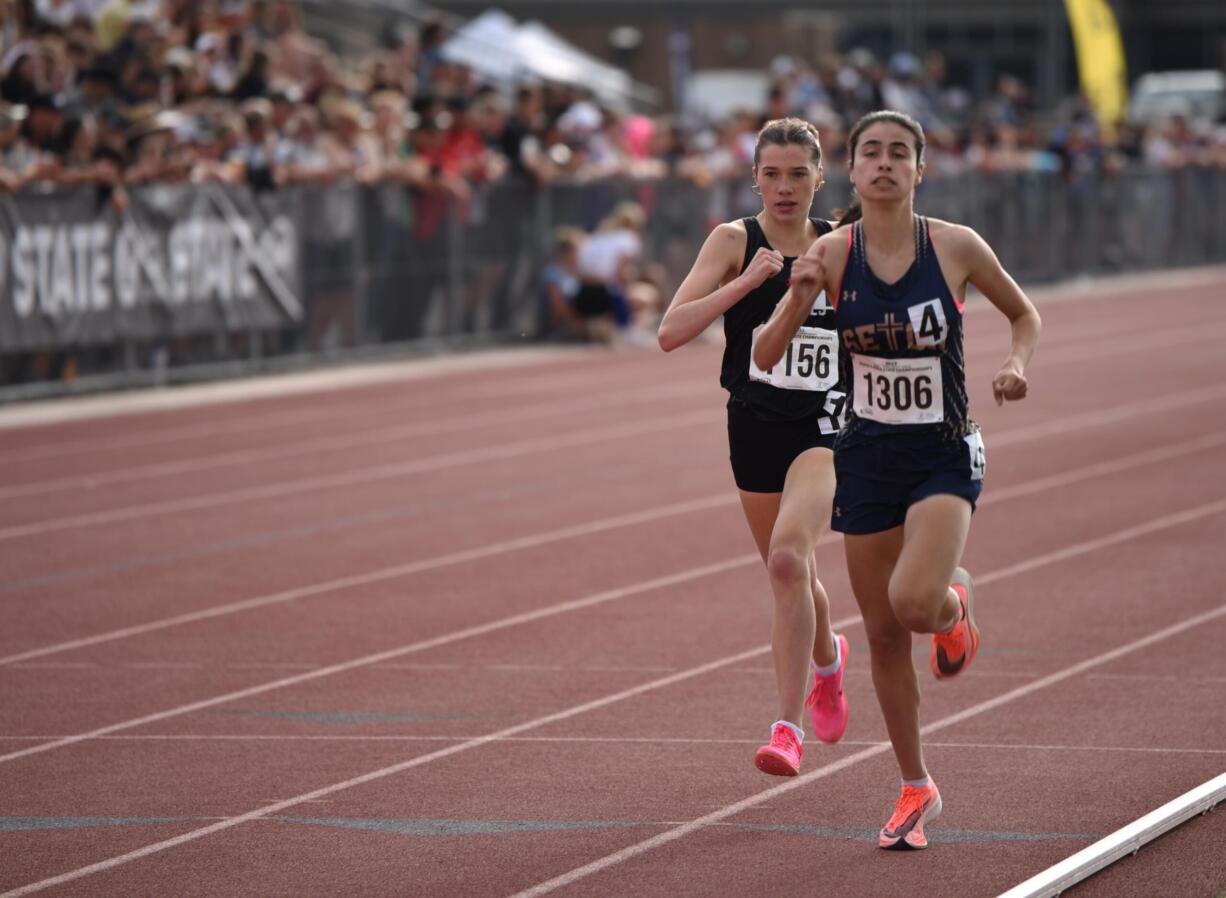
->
[720, 216, 843, 424]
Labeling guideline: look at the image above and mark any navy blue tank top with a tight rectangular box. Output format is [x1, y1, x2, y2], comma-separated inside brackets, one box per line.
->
[833, 216, 971, 443]
[720, 216, 844, 426]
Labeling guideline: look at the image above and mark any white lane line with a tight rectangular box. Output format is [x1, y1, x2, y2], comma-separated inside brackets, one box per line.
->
[2, 662, 98, 669]
[5, 411, 1223, 675]
[0, 408, 720, 542]
[1, 493, 1222, 773]
[7, 372, 1226, 549]
[4, 264, 1219, 446]
[5, 502, 1225, 898]
[0, 493, 739, 668]
[0, 352, 660, 460]
[0, 555, 760, 765]
[996, 772, 1226, 898]
[1, 320, 1214, 503]
[224, 663, 323, 671]
[372, 664, 463, 671]
[0, 665, 1045, 680]
[504, 596, 1226, 898]
[1000, 266, 1226, 307]
[488, 665, 566, 672]
[0, 346, 602, 434]
[2, 735, 1223, 757]
[731, 668, 1045, 680]
[123, 663, 203, 670]
[0, 642, 768, 898]
[0, 381, 715, 501]
[1036, 323, 1220, 368]
[985, 383, 1226, 450]
[1087, 673, 1226, 684]
[922, 741, 1226, 756]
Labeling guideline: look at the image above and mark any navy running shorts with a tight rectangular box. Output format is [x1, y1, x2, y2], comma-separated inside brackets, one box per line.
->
[727, 396, 836, 494]
[831, 428, 984, 534]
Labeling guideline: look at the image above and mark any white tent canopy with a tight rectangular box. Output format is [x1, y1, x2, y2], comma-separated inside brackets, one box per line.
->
[440, 9, 657, 109]
[436, 9, 523, 86]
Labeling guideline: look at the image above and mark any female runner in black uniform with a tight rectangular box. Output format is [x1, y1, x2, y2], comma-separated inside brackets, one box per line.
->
[658, 118, 850, 777]
[756, 110, 1041, 849]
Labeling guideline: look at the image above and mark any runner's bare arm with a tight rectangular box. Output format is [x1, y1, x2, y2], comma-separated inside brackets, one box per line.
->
[956, 225, 1042, 405]
[658, 223, 779, 352]
[752, 230, 842, 370]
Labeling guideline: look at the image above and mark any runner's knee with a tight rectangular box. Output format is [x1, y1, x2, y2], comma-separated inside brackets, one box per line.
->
[888, 581, 947, 632]
[864, 622, 910, 661]
[766, 542, 810, 590]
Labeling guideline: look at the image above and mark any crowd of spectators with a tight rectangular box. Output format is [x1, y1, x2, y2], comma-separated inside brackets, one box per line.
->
[2, 0, 1225, 208]
[2, 0, 1224, 371]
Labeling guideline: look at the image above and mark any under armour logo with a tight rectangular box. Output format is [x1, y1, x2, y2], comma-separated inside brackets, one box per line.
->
[833, 507, 842, 517]
[842, 290, 857, 303]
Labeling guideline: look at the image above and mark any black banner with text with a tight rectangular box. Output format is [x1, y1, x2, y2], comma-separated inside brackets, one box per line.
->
[0, 185, 302, 352]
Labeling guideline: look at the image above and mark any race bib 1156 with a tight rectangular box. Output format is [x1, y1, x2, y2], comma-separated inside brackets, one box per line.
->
[749, 325, 839, 392]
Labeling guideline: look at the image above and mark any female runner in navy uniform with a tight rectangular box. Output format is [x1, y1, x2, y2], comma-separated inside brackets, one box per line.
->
[658, 118, 851, 777]
[755, 110, 1041, 848]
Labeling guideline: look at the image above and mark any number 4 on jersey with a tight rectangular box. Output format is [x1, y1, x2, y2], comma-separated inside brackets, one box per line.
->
[908, 299, 947, 348]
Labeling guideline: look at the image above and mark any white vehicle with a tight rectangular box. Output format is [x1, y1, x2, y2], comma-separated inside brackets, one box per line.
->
[1128, 69, 1225, 123]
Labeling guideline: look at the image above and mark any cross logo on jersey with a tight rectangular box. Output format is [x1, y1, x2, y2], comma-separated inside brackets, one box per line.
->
[878, 312, 908, 350]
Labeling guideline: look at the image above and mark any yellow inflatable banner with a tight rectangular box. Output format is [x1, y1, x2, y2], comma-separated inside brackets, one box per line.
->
[1063, 0, 1128, 127]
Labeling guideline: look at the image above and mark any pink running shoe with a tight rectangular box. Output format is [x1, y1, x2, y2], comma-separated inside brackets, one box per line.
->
[878, 779, 942, 850]
[931, 567, 980, 681]
[754, 722, 803, 777]
[806, 633, 850, 743]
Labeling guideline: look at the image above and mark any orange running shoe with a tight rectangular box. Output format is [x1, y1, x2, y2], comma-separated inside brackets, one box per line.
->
[878, 779, 942, 850]
[930, 567, 980, 680]
[806, 633, 850, 743]
[754, 722, 803, 777]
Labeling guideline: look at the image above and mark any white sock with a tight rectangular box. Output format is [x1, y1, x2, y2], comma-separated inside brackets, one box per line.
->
[903, 775, 930, 789]
[772, 720, 804, 742]
[812, 634, 842, 677]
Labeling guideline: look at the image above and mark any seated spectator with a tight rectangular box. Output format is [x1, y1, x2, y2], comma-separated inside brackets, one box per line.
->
[574, 201, 664, 342]
[538, 226, 587, 341]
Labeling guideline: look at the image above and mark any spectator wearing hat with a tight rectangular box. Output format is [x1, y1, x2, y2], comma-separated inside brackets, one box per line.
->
[882, 51, 934, 125]
[13, 98, 63, 184]
[365, 88, 428, 342]
[65, 62, 118, 118]
[54, 112, 99, 180]
[1, 41, 42, 103]
[33, 0, 83, 29]
[230, 95, 276, 190]
[294, 96, 367, 350]
[162, 46, 202, 105]
[230, 45, 269, 101]
[184, 114, 241, 184]
[276, 104, 329, 184]
[0, 100, 31, 190]
[124, 106, 187, 183]
[22, 91, 61, 149]
[195, 31, 238, 95]
[498, 83, 553, 185]
[414, 16, 447, 95]
[266, 86, 296, 132]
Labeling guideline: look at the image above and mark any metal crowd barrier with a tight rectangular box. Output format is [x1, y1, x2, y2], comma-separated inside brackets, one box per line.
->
[2, 167, 1224, 400]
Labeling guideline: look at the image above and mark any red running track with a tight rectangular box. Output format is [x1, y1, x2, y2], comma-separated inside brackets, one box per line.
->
[1, 269, 1225, 897]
